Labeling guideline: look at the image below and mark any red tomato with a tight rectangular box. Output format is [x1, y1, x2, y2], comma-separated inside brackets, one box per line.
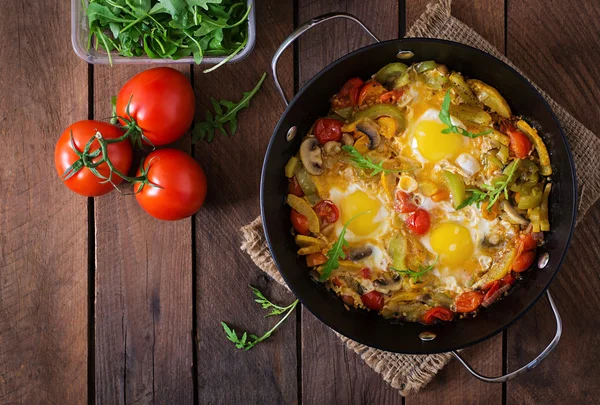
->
[361, 291, 384, 311]
[55, 120, 132, 197]
[314, 118, 343, 144]
[512, 250, 536, 272]
[422, 307, 454, 324]
[455, 291, 484, 313]
[520, 233, 537, 251]
[134, 149, 207, 220]
[313, 200, 339, 224]
[338, 77, 364, 105]
[357, 81, 385, 105]
[406, 209, 431, 235]
[290, 209, 310, 235]
[379, 89, 404, 104]
[483, 281, 501, 302]
[501, 274, 516, 286]
[116, 67, 195, 146]
[332, 277, 343, 287]
[504, 125, 532, 158]
[288, 177, 304, 197]
[359, 267, 371, 279]
[394, 191, 418, 213]
[307, 252, 327, 267]
[341, 295, 355, 306]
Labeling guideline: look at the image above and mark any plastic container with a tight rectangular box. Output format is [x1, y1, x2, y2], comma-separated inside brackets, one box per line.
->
[71, 0, 255, 65]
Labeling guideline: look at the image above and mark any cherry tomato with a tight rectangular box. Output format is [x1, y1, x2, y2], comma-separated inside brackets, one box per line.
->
[314, 118, 343, 144]
[134, 149, 207, 220]
[306, 252, 327, 267]
[332, 277, 343, 287]
[339, 77, 364, 105]
[55, 120, 132, 197]
[455, 291, 484, 313]
[379, 89, 404, 104]
[288, 176, 304, 197]
[359, 267, 371, 279]
[290, 209, 310, 235]
[422, 307, 454, 324]
[512, 250, 536, 272]
[357, 81, 386, 106]
[313, 200, 339, 224]
[406, 209, 431, 235]
[361, 291, 384, 311]
[504, 124, 532, 158]
[116, 67, 195, 146]
[501, 274, 517, 286]
[341, 295, 355, 306]
[483, 281, 501, 302]
[520, 233, 538, 251]
[394, 191, 418, 213]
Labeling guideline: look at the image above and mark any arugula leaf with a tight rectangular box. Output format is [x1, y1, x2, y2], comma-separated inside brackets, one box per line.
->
[456, 188, 487, 209]
[320, 212, 370, 281]
[392, 256, 439, 283]
[221, 286, 299, 351]
[192, 72, 266, 143]
[187, 0, 223, 10]
[439, 90, 492, 138]
[341, 145, 408, 176]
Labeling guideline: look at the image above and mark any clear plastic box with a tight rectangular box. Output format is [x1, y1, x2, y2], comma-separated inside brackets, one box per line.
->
[71, 0, 255, 65]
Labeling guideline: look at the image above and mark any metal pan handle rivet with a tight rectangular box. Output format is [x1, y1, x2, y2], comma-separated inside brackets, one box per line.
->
[286, 126, 297, 141]
[396, 50, 414, 59]
[538, 252, 550, 268]
[419, 331, 437, 341]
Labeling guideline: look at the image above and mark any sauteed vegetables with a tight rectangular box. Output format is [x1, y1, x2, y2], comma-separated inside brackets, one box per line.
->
[284, 61, 552, 324]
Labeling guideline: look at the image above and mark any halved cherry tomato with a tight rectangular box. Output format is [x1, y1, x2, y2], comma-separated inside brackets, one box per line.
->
[520, 233, 537, 252]
[359, 267, 371, 279]
[357, 81, 386, 106]
[290, 209, 310, 235]
[483, 281, 501, 302]
[314, 118, 343, 144]
[341, 295, 355, 306]
[455, 291, 484, 313]
[512, 250, 536, 272]
[332, 277, 343, 287]
[503, 124, 532, 158]
[361, 291, 384, 311]
[288, 176, 304, 197]
[379, 89, 404, 104]
[313, 200, 340, 224]
[501, 274, 516, 286]
[394, 191, 418, 213]
[306, 252, 327, 267]
[334, 77, 364, 107]
[422, 307, 454, 324]
[406, 209, 431, 235]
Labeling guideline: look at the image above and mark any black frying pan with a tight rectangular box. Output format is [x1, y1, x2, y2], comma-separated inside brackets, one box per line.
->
[261, 13, 576, 382]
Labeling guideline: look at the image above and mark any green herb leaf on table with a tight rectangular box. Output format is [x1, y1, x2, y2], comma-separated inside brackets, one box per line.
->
[392, 255, 439, 283]
[439, 90, 492, 139]
[192, 72, 266, 143]
[221, 286, 299, 351]
[320, 212, 370, 281]
[342, 145, 406, 177]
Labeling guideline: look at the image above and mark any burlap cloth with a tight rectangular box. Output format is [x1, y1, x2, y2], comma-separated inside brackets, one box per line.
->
[240, 0, 600, 396]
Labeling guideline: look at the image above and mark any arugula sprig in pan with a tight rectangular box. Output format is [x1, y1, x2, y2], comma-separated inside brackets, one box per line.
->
[392, 256, 439, 283]
[85, 0, 251, 69]
[342, 145, 408, 177]
[439, 89, 492, 138]
[457, 159, 521, 210]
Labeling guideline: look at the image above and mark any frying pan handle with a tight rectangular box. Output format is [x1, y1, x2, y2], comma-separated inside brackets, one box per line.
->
[452, 291, 562, 383]
[271, 12, 380, 106]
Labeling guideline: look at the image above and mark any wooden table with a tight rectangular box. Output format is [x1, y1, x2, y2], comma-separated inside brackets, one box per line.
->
[1, 0, 599, 403]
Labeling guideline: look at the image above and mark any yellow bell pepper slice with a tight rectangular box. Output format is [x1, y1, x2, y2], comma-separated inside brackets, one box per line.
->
[516, 120, 552, 176]
[287, 194, 320, 234]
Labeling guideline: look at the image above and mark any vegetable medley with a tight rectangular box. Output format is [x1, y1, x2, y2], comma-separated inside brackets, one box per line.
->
[285, 60, 552, 324]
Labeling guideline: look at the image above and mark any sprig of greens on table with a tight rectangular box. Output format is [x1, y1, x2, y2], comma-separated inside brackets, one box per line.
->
[439, 89, 492, 138]
[221, 286, 298, 350]
[457, 159, 521, 210]
[391, 256, 438, 283]
[319, 212, 369, 281]
[192, 72, 266, 143]
[85, 0, 251, 69]
[342, 145, 405, 176]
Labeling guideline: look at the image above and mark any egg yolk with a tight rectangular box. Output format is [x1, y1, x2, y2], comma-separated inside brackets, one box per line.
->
[340, 190, 381, 236]
[430, 223, 474, 265]
[414, 120, 464, 161]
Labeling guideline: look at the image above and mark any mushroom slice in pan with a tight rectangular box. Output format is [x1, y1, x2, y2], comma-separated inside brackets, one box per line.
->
[355, 118, 381, 150]
[299, 137, 324, 175]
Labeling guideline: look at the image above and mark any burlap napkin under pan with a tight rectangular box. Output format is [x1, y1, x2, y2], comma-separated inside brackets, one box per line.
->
[241, 0, 600, 396]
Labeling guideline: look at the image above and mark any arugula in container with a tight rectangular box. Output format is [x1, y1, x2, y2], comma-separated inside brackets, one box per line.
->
[84, 0, 251, 69]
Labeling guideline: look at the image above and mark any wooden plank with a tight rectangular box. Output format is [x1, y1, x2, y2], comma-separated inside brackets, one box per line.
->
[93, 66, 194, 404]
[405, 1, 505, 403]
[0, 1, 88, 403]
[506, 1, 600, 403]
[193, 0, 298, 403]
[296, 1, 405, 404]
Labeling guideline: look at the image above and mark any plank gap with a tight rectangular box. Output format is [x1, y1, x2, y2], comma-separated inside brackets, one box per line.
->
[87, 62, 96, 405]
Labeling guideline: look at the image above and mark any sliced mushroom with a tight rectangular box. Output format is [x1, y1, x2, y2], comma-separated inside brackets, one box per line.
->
[356, 119, 381, 149]
[502, 201, 530, 226]
[341, 133, 354, 146]
[373, 273, 402, 294]
[323, 141, 342, 155]
[347, 245, 373, 261]
[299, 137, 324, 175]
